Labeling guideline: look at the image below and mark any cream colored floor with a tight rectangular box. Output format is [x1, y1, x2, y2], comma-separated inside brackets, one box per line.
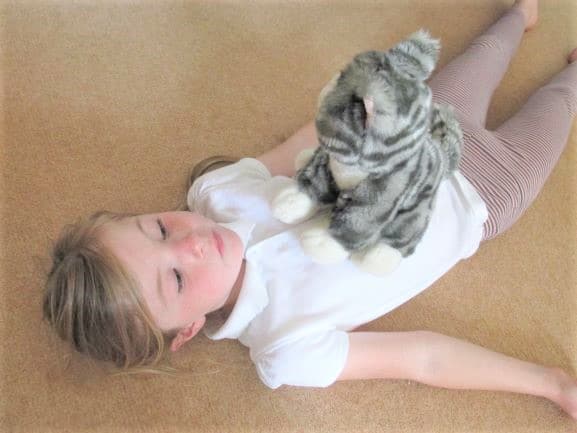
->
[2, 1, 577, 432]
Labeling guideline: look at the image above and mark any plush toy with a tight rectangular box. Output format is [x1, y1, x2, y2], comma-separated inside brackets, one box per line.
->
[272, 30, 463, 276]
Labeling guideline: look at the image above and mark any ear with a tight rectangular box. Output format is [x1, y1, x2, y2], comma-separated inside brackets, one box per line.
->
[387, 29, 440, 81]
[170, 316, 206, 352]
[317, 72, 342, 110]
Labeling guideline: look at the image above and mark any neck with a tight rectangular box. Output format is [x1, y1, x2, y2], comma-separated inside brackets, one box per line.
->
[218, 259, 246, 321]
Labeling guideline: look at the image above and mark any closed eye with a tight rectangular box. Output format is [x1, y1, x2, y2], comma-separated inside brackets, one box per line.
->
[156, 218, 183, 293]
[157, 218, 167, 240]
[174, 269, 183, 293]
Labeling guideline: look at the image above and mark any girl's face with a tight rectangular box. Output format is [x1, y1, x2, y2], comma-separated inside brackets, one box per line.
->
[98, 211, 245, 350]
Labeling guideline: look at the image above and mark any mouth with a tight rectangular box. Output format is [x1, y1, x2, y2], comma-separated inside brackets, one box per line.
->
[212, 230, 224, 257]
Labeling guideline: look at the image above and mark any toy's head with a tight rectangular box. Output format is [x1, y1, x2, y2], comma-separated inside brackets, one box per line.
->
[348, 29, 441, 100]
[377, 29, 441, 82]
[316, 30, 441, 152]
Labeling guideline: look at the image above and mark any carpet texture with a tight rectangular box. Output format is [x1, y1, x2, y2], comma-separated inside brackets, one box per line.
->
[2, 0, 577, 432]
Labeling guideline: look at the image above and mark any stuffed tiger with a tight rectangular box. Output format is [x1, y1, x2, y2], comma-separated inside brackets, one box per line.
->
[272, 30, 463, 276]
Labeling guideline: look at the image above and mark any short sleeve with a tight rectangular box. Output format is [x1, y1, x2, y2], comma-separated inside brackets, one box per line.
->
[251, 331, 350, 389]
[449, 171, 489, 258]
[186, 158, 273, 222]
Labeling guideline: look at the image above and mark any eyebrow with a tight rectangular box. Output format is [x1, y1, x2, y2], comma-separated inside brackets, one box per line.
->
[135, 216, 167, 308]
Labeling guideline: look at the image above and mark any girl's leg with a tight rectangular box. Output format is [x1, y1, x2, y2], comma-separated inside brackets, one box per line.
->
[426, 0, 575, 240]
[429, 5, 528, 127]
[463, 61, 577, 240]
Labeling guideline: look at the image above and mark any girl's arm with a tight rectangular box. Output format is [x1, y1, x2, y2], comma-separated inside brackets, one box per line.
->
[338, 331, 561, 403]
[257, 120, 317, 177]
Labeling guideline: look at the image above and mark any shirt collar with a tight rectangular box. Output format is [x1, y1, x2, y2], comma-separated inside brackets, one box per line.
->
[217, 220, 255, 250]
[203, 220, 269, 340]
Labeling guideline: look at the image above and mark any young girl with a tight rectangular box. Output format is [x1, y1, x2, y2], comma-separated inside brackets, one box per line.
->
[43, 0, 577, 420]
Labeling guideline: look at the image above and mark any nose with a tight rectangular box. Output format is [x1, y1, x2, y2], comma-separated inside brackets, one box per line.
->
[173, 232, 205, 261]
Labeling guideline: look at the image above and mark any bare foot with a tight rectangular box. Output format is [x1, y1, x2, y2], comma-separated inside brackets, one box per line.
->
[568, 48, 577, 64]
[514, 0, 539, 32]
[550, 367, 577, 420]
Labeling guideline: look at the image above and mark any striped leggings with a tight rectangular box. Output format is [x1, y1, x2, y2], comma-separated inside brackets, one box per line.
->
[429, 7, 577, 241]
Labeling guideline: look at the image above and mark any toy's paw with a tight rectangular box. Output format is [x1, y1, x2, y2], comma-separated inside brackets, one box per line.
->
[295, 148, 316, 171]
[272, 184, 319, 224]
[350, 243, 402, 276]
[300, 222, 350, 264]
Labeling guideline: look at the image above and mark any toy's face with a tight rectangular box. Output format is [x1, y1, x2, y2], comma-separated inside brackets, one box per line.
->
[314, 32, 439, 168]
[317, 72, 341, 112]
[367, 72, 432, 133]
[316, 72, 371, 149]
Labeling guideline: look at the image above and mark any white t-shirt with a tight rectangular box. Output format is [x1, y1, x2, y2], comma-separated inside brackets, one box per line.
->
[187, 158, 488, 389]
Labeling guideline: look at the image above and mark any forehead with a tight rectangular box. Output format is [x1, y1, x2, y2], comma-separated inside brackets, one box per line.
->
[98, 215, 138, 243]
[97, 217, 150, 284]
[97, 216, 164, 316]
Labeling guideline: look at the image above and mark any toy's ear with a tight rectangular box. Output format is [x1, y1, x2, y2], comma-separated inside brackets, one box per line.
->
[387, 29, 440, 81]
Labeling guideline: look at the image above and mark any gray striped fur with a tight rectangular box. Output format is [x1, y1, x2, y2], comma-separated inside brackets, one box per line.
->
[296, 30, 463, 257]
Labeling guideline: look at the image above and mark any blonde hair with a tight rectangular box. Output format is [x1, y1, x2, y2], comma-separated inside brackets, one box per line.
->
[43, 156, 237, 377]
[43, 210, 181, 376]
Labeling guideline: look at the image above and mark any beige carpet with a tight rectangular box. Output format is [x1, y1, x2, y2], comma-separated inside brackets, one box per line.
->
[2, 0, 577, 431]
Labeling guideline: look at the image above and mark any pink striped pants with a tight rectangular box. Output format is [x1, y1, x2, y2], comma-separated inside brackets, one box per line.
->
[429, 7, 577, 241]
